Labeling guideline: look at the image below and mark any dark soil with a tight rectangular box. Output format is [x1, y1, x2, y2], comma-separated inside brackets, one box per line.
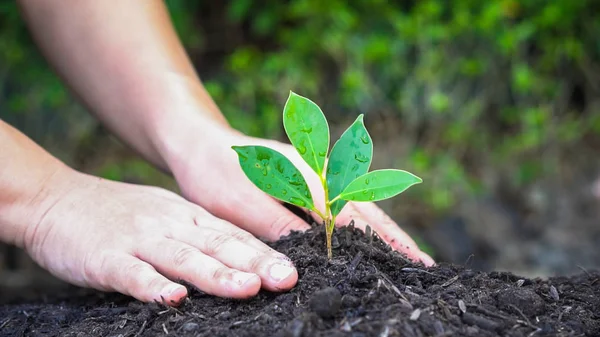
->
[1, 224, 599, 337]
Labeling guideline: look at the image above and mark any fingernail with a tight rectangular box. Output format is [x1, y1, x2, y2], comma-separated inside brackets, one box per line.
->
[269, 264, 295, 282]
[420, 252, 435, 267]
[163, 283, 185, 298]
[232, 272, 257, 286]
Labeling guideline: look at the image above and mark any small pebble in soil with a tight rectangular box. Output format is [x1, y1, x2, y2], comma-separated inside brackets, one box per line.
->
[308, 287, 342, 318]
[215, 311, 231, 320]
[284, 318, 305, 337]
[549, 285, 560, 301]
[341, 294, 361, 308]
[497, 288, 545, 316]
[182, 322, 199, 332]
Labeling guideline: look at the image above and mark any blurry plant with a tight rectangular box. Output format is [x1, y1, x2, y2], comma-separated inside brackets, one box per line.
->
[233, 92, 422, 258]
[2, 0, 599, 217]
[204, 0, 600, 214]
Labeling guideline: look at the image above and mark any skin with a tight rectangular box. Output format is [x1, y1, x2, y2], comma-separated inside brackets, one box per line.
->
[0, 0, 434, 306]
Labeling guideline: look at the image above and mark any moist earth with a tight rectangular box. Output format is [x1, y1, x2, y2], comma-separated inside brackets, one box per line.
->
[1, 224, 599, 337]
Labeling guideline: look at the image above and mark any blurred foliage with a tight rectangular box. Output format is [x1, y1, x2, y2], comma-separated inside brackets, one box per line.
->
[1, 0, 599, 214]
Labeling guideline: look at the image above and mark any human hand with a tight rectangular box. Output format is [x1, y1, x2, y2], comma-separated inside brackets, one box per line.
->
[170, 126, 434, 266]
[22, 167, 298, 305]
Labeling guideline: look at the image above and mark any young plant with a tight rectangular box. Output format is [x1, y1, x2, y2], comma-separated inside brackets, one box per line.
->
[232, 92, 422, 259]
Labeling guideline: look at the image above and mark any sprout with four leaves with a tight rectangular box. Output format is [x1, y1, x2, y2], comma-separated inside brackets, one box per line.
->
[232, 92, 422, 259]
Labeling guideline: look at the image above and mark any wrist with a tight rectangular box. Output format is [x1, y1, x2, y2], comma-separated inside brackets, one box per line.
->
[143, 79, 239, 175]
[0, 157, 74, 248]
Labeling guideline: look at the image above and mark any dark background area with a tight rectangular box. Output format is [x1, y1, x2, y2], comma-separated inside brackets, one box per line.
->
[1, 1, 599, 292]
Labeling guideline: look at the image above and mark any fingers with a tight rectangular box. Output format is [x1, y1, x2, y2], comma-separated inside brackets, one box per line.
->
[210, 187, 311, 242]
[135, 238, 262, 299]
[97, 253, 188, 305]
[172, 225, 298, 292]
[336, 202, 435, 266]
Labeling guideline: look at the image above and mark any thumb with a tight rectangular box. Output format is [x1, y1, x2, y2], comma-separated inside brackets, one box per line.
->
[208, 190, 311, 242]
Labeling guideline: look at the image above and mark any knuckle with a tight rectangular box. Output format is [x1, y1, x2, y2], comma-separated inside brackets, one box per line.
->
[126, 261, 152, 277]
[204, 232, 233, 256]
[172, 246, 198, 268]
[229, 228, 254, 243]
[246, 253, 268, 272]
[270, 214, 299, 239]
[210, 266, 230, 282]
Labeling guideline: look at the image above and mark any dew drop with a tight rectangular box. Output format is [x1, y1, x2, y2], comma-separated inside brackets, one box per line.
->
[350, 164, 359, 172]
[354, 153, 369, 163]
[266, 184, 272, 189]
[360, 135, 370, 144]
[370, 192, 375, 200]
[365, 178, 370, 185]
[289, 175, 303, 186]
[282, 190, 288, 195]
[297, 144, 307, 155]
[275, 161, 285, 173]
[289, 197, 306, 207]
[285, 111, 297, 122]
[301, 126, 313, 133]
[318, 151, 327, 157]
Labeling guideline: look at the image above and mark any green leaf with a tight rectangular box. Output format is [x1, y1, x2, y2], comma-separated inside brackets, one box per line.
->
[326, 115, 372, 215]
[339, 169, 422, 202]
[232, 145, 315, 210]
[283, 91, 330, 175]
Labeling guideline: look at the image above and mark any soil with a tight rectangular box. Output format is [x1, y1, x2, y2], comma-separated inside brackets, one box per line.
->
[1, 224, 599, 337]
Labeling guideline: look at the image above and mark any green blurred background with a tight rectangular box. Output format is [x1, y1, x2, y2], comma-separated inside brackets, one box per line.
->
[1, 0, 600, 285]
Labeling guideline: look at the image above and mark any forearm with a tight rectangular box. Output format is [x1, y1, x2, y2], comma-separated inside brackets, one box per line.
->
[17, 0, 229, 172]
[0, 120, 70, 248]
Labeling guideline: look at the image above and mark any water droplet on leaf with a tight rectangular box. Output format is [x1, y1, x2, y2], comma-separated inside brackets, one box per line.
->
[301, 126, 313, 133]
[370, 192, 375, 200]
[282, 190, 288, 195]
[365, 178, 370, 185]
[266, 184, 272, 189]
[351, 164, 359, 172]
[360, 135, 370, 144]
[318, 151, 326, 157]
[354, 153, 369, 163]
[275, 161, 285, 173]
[289, 197, 306, 207]
[297, 144, 307, 155]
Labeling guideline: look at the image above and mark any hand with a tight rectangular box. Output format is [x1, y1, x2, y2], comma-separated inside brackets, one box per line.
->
[22, 167, 298, 305]
[171, 126, 434, 266]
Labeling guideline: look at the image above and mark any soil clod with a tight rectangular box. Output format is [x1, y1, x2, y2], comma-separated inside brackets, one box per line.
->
[308, 287, 342, 318]
[497, 288, 545, 317]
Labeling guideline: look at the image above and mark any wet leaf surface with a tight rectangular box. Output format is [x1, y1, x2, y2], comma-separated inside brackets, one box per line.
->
[233, 145, 314, 210]
[326, 115, 372, 215]
[340, 169, 422, 202]
[283, 92, 329, 176]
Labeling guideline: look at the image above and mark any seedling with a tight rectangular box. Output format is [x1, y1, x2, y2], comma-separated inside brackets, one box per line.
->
[232, 92, 422, 259]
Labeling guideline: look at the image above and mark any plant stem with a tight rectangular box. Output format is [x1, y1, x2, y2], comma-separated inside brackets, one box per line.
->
[320, 173, 334, 259]
[325, 217, 333, 259]
[329, 194, 341, 205]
